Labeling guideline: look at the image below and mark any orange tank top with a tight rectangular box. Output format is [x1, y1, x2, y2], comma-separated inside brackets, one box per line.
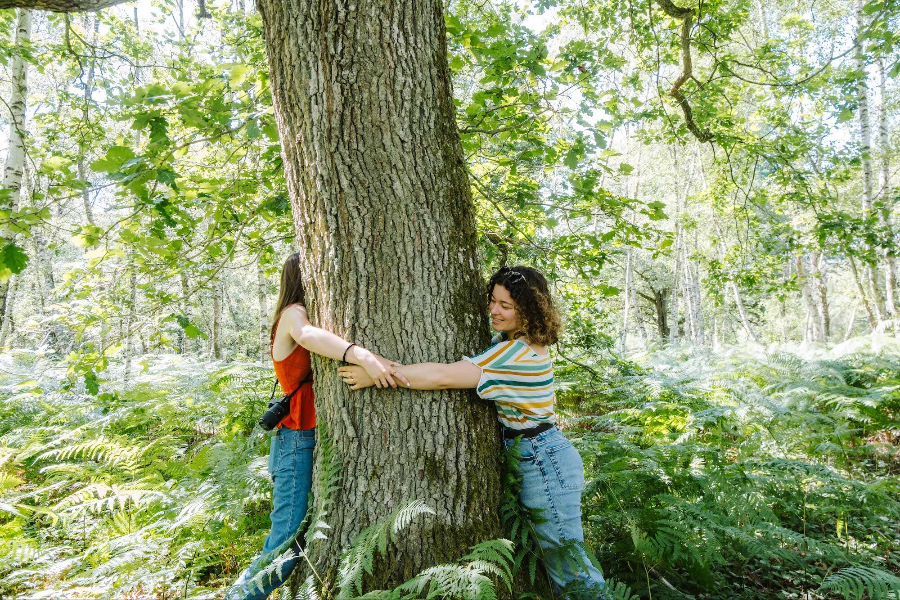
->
[272, 313, 316, 430]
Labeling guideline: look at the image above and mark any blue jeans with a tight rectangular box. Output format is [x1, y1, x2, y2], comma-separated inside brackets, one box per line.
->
[226, 428, 315, 600]
[504, 426, 607, 598]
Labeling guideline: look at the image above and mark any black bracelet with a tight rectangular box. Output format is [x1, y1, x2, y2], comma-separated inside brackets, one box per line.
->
[342, 342, 356, 363]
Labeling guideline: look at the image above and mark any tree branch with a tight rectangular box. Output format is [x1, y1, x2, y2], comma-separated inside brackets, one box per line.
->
[654, 0, 712, 143]
[0, 0, 130, 11]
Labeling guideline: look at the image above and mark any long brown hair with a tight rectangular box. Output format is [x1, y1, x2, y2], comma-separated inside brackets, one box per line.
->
[270, 252, 307, 340]
[487, 265, 562, 346]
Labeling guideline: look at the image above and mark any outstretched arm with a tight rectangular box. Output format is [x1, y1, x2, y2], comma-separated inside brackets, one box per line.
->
[282, 306, 409, 388]
[338, 360, 481, 391]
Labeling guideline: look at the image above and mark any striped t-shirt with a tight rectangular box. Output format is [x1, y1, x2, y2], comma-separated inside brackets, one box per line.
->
[463, 337, 557, 430]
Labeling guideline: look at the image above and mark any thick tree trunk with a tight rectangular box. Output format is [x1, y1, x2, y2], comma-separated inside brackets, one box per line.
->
[256, 0, 502, 587]
[0, 9, 31, 331]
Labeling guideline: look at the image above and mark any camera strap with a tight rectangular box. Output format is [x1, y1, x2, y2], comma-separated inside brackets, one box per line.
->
[269, 369, 314, 401]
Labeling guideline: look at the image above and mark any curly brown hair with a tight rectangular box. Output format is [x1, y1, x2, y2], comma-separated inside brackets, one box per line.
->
[487, 265, 562, 346]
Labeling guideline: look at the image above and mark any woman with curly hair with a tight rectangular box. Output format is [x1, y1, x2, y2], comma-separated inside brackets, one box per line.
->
[338, 265, 607, 597]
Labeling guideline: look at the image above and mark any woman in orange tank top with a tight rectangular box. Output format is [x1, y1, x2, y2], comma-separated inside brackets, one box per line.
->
[227, 253, 406, 600]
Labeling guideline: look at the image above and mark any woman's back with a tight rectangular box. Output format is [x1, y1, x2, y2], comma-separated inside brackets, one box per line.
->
[271, 305, 315, 430]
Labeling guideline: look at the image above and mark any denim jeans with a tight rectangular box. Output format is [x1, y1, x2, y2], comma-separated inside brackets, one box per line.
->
[226, 428, 315, 600]
[504, 426, 607, 598]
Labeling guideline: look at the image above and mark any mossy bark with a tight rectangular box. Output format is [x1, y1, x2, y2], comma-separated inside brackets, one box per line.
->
[255, 0, 504, 590]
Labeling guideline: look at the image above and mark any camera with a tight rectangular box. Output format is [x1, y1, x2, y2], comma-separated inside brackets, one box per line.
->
[259, 394, 292, 430]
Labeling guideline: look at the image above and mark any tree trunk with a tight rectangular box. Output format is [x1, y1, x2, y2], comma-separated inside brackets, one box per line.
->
[848, 253, 877, 329]
[794, 253, 820, 342]
[620, 247, 633, 353]
[256, 0, 502, 588]
[0, 9, 31, 329]
[257, 260, 268, 364]
[76, 13, 99, 226]
[808, 251, 831, 341]
[855, 3, 886, 324]
[210, 276, 221, 360]
[669, 229, 681, 344]
[123, 257, 138, 386]
[0, 275, 17, 347]
[876, 58, 897, 332]
[180, 271, 190, 354]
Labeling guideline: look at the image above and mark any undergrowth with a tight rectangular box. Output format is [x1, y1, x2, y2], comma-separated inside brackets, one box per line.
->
[2, 336, 899, 599]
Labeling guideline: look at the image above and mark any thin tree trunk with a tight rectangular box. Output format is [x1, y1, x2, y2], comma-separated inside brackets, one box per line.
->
[123, 257, 137, 386]
[76, 13, 98, 226]
[258, 260, 268, 364]
[621, 247, 633, 353]
[714, 220, 756, 343]
[669, 229, 681, 344]
[257, 0, 503, 586]
[0, 9, 31, 329]
[0, 275, 17, 347]
[876, 58, 897, 332]
[794, 253, 820, 342]
[180, 271, 190, 354]
[210, 276, 221, 359]
[808, 251, 831, 341]
[843, 301, 859, 342]
[855, 2, 887, 324]
[848, 253, 877, 329]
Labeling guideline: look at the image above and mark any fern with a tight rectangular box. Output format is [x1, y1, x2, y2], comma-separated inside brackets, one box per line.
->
[819, 566, 900, 600]
[336, 499, 437, 598]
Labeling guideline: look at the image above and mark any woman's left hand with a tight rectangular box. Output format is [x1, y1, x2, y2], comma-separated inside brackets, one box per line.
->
[339, 365, 376, 390]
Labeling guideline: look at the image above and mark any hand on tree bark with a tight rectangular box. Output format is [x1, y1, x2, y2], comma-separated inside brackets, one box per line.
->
[339, 365, 376, 390]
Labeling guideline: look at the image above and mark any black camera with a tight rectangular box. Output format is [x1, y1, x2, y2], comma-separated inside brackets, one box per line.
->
[258, 372, 312, 431]
[259, 394, 292, 430]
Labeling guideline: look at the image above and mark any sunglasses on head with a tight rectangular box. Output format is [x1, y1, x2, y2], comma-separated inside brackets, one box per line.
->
[497, 266, 526, 286]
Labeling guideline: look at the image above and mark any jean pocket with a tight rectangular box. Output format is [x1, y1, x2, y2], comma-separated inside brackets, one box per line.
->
[546, 442, 585, 491]
[504, 438, 535, 462]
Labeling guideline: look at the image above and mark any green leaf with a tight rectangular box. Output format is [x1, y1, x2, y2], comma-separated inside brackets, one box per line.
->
[90, 146, 136, 173]
[837, 108, 855, 124]
[0, 243, 28, 274]
[84, 370, 100, 395]
[156, 169, 180, 186]
[619, 163, 634, 174]
[564, 148, 580, 170]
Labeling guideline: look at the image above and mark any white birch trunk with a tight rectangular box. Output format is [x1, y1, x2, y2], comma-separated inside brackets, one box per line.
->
[0, 9, 32, 328]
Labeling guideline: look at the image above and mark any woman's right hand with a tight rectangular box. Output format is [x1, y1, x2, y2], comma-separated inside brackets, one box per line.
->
[352, 346, 409, 388]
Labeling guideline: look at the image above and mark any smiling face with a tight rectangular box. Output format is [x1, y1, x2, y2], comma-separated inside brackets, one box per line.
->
[489, 284, 520, 334]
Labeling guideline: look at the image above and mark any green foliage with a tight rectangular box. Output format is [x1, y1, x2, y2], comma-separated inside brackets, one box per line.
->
[819, 567, 900, 600]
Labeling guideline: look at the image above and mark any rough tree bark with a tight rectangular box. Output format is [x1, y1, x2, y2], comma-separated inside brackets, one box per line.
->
[0, 9, 31, 334]
[255, 0, 502, 588]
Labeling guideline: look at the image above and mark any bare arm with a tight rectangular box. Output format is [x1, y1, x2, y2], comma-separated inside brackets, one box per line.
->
[338, 360, 481, 391]
[282, 306, 409, 388]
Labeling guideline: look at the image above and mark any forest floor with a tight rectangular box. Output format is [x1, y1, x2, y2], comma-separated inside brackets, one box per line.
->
[1, 336, 899, 599]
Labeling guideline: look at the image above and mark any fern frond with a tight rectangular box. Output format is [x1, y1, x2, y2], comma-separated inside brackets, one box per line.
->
[818, 566, 900, 600]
